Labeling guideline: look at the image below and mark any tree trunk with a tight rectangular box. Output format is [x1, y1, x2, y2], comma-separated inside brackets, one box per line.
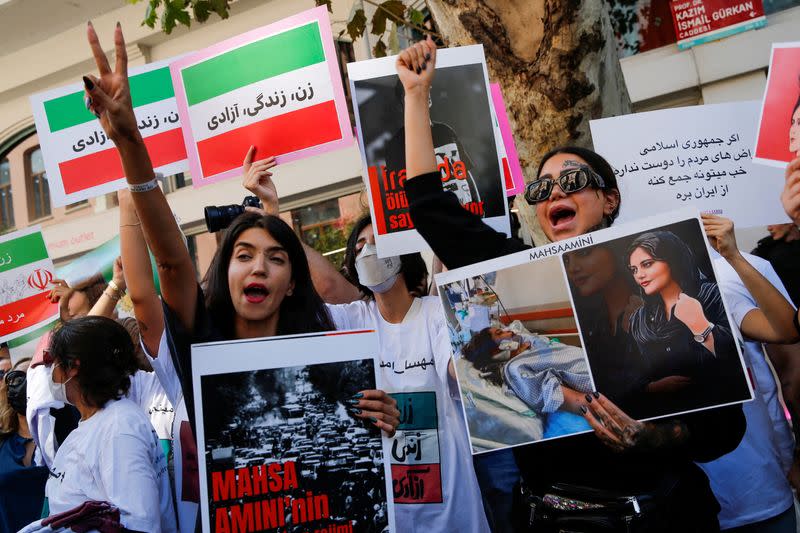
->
[426, 0, 631, 244]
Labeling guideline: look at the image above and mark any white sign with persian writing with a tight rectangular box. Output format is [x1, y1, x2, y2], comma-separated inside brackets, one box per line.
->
[590, 101, 788, 227]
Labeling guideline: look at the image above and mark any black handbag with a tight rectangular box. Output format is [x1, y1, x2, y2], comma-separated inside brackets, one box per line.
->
[520, 482, 669, 533]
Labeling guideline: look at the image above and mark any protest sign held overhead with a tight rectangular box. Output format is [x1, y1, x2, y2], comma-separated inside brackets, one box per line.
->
[191, 330, 394, 533]
[348, 46, 510, 257]
[29, 58, 187, 207]
[490, 83, 526, 197]
[436, 208, 752, 453]
[590, 101, 788, 227]
[0, 226, 58, 342]
[170, 6, 353, 187]
[753, 42, 800, 168]
[669, 0, 766, 49]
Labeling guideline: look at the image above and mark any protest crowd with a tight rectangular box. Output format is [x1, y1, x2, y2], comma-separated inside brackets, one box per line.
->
[4, 4, 800, 533]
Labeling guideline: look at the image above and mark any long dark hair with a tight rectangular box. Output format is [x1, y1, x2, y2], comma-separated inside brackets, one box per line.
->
[342, 214, 429, 299]
[537, 146, 621, 224]
[626, 231, 702, 305]
[203, 212, 334, 339]
[461, 328, 505, 387]
[49, 316, 138, 408]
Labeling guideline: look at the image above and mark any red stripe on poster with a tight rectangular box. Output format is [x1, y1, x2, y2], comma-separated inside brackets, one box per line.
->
[196, 100, 342, 179]
[59, 128, 187, 194]
[0, 292, 58, 339]
[502, 157, 513, 190]
[368, 166, 387, 236]
[325, 329, 375, 336]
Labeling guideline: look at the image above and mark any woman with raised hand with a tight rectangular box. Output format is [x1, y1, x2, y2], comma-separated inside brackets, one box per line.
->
[117, 187, 198, 532]
[81, 21, 398, 434]
[399, 37, 744, 531]
[703, 214, 799, 344]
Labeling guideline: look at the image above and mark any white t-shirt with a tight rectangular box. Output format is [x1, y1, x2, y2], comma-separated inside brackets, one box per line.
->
[328, 297, 491, 533]
[129, 369, 175, 444]
[45, 398, 177, 533]
[697, 254, 795, 528]
[144, 333, 199, 533]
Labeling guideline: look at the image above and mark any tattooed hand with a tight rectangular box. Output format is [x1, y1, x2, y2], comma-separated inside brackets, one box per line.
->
[581, 392, 689, 452]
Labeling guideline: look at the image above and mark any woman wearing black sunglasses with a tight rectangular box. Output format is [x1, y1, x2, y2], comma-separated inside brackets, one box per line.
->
[398, 38, 744, 532]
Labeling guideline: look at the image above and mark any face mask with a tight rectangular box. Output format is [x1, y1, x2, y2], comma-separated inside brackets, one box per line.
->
[355, 243, 401, 294]
[5, 371, 27, 415]
[49, 365, 73, 406]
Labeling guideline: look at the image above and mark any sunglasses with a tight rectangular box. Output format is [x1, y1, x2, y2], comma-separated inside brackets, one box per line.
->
[524, 166, 607, 204]
[4, 369, 25, 387]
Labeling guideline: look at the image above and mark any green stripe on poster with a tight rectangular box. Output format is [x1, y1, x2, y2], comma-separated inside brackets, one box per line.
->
[0, 232, 49, 274]
[7, 317, 56, 349]
[43, 67, 175, 133]
[181, 22, 325, 106]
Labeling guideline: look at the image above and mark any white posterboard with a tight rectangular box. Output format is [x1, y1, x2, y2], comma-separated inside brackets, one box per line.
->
[590, 101, 788, 227]
[436, 208, 752, 453]
[348, 45, 510, 257]
[191, 329, 395, 533]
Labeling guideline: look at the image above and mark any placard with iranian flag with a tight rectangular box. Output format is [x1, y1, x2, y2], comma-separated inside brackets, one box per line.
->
[0, 227, 59, 343]
[170, 6, 353, 187]
[29, 57, 188, 207]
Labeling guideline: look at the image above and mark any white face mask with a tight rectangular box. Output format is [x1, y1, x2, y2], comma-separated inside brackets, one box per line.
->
[355, 243, 402, 294]
[49, 364, 73, 405]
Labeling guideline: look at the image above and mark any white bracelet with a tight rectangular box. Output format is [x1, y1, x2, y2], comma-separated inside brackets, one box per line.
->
[128, 178, 159, 193]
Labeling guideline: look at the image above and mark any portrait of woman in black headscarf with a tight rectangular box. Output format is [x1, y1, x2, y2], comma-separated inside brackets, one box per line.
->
[626, 229, 750, 417]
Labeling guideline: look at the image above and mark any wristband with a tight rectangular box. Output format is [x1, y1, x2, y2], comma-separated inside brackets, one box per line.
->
[104, 288, 120, 301]
[108, 279, 126, 299]
[128, 178, 159, 193]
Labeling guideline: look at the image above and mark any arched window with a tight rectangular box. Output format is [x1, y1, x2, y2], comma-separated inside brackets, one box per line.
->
[25, 146, 51, 220]
[0, 159, 13, 231]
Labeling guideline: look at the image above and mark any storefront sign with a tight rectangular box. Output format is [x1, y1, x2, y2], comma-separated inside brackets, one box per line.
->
[670, 0, 765, 49]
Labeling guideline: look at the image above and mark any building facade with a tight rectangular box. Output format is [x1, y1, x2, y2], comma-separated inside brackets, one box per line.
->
[1, 0, 798, 274]
[0, 0, 387, 276]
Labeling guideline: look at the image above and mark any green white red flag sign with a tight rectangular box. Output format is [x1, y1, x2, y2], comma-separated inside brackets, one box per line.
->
[0, 227, 58, 342]
[29, 57, 188, 207]
[169, 6, 354, 187]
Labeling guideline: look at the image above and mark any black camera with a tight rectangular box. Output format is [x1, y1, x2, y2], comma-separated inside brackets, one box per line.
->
[204, 196, 262, 233]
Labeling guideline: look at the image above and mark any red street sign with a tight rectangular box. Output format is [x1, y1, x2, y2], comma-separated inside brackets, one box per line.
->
[670, 0, 765, 48]
[27, 268, 54, 291]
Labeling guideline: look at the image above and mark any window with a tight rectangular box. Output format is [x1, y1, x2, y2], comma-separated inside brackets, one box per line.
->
[25, 147, 51, 220]
[66, 199, 88, 211]
[161, 172, 191, 194]
[288, 193, 362, 267]
[0, 159, 13, 231]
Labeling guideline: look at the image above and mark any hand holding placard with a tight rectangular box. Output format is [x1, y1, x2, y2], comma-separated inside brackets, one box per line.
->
[396, 36, 437, 93]
[701, 214, 739, 260]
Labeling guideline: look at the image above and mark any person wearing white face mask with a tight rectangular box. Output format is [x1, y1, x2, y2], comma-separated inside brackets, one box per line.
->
[242, 154, 489, 531]
[317, 214, 490, 533]
[35, 316, 177, 533]
[354, 242, 402, 294]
